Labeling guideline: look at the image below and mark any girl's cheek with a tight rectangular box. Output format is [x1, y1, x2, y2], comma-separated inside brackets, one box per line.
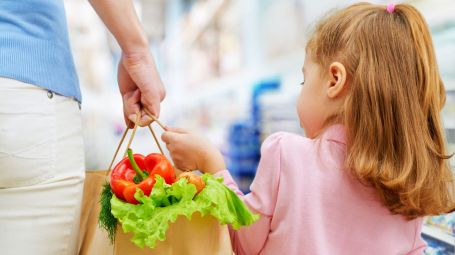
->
[296, 87, 321, 137]
[296, 92, 303, 118]
[296, 91, 308, 128]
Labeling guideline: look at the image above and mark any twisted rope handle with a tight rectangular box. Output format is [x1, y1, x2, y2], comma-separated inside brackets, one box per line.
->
[105, 112, 166, 178]
[144, 108, 166, 130]
[148, 125, 164, 155]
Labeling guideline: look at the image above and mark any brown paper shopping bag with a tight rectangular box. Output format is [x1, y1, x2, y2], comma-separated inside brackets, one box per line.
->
[114, 213, 233, 255]
[80, 117, 233, 255]
[78, 170, 114, 255]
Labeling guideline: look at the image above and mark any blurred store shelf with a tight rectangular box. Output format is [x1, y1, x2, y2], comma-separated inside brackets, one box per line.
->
[182, 0, 229, 46]
[176, 51, 303, 109]
[422, 225, 455, 245]
[411, 0, 455, 26]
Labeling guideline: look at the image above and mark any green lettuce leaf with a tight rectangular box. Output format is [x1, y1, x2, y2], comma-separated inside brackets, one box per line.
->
[195, 174, 258, 230]
[110, 174, 259, 249]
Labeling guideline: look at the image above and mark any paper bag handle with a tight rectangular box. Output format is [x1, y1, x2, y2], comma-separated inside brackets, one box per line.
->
[105, 111, 167, 178]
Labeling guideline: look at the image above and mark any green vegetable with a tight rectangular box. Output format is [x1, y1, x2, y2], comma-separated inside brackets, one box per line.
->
[98, 182, 117, 243]
[127, 148, 148, 182]
[111, 174, 259, 249]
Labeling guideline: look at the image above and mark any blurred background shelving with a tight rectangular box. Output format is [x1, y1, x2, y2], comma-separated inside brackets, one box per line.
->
[63, 0, 454, 253]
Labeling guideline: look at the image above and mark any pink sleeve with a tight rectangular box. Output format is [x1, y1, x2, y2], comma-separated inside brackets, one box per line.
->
[215, 133, 282, 255]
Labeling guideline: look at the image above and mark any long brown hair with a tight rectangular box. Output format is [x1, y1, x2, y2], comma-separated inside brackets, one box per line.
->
[307, 3, 454, 219]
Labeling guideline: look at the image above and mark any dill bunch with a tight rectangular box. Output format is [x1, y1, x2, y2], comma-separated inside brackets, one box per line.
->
[98, 182, 117, 243]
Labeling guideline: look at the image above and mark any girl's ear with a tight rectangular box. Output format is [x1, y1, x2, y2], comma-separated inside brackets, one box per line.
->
[326, 62, 347, 99]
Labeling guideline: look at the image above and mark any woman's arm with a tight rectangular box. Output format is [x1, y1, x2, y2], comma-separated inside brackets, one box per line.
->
[89, 0, 165, 126]
[88, 0, 147, 53]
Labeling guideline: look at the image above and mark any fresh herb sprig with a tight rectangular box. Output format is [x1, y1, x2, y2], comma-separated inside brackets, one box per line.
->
[98, 182, 117, 243]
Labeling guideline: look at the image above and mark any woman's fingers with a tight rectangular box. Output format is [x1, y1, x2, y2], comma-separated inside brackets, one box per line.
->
[118, 51, 166, 127]
[123, 89, 141, 128]
[122, 51, 165, 119]
[122, 90, 164, 127]
[141, 89, 163, 119]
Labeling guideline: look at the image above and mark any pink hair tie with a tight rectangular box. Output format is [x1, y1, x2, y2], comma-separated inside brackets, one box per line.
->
[386, 3, 395, 13]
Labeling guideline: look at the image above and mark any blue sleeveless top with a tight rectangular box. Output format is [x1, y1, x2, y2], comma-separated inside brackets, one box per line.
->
[0, 0, 81, 102]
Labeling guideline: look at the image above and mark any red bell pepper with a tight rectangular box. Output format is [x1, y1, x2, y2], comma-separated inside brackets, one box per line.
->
[110, 148, 176, 204]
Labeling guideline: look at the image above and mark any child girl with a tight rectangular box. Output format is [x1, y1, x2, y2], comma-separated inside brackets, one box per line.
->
[161, 3, 454, 254]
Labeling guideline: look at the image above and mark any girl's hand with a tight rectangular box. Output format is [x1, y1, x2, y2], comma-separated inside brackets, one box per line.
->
[161, 127, 226, 174]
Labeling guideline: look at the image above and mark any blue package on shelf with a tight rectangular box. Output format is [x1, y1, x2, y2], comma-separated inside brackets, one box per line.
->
[226, 121, 260, 193]
[227, 159, 259, 176]
[423, 237, 454, 255]
[227, 121, 260, 173]
[252, 78, 281, 123]
[228, 122, 261, 146]
[225, 78, 281, 193]
[252, 78, 281, 101]
[226, 144, 260, 159]
[422, 212, 455, 254]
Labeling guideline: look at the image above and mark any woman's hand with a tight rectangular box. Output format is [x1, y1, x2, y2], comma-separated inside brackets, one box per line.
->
[118, 50, 165, 128]
[88, 0, 165, 127]
[161, 127, 226, 174]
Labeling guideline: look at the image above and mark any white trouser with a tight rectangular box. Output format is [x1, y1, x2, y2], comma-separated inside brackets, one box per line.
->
[0, 78, 85, 255]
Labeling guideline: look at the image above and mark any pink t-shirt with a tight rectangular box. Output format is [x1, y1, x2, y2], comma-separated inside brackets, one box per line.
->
[216, 124, 426, 255]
